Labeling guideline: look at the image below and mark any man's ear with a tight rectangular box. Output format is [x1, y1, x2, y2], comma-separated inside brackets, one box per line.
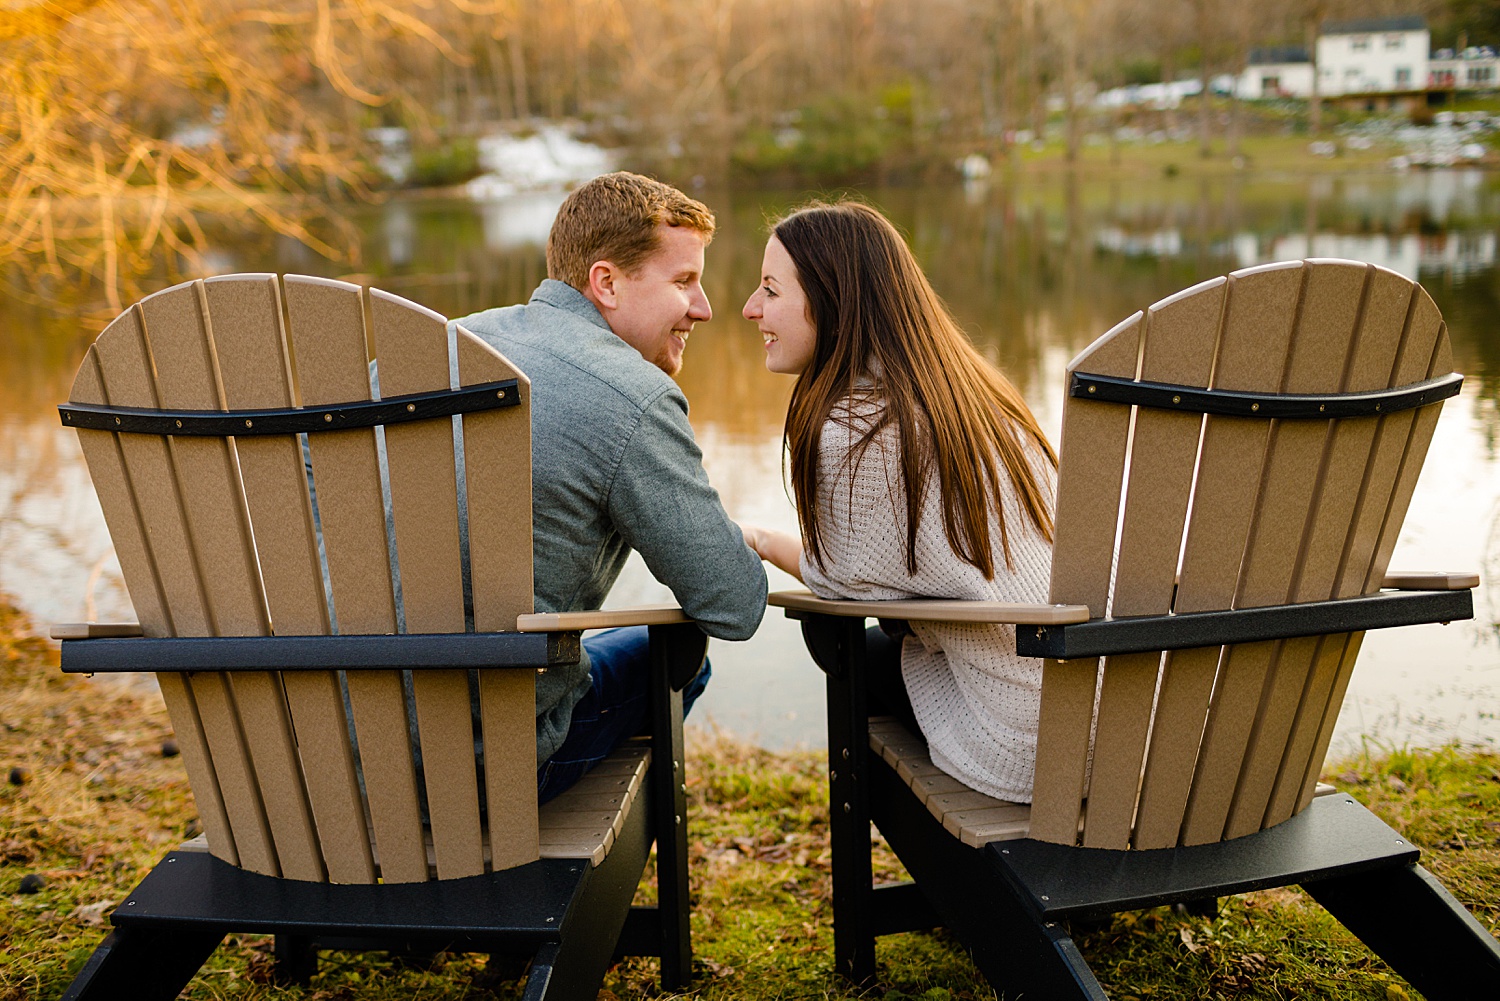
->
[586, 260, 619, 312]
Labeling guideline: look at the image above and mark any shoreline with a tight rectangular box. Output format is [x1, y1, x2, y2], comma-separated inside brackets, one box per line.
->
[2, 599, 1496, 999]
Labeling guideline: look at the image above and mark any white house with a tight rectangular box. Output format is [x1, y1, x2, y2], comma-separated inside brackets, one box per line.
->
[1236, 46, 1315, 99]
[1316, 16, 1429, 96]
[1429, 46, 1499, 91]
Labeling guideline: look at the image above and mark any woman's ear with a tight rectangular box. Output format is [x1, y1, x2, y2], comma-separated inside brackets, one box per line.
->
[586, 260, 619, 312]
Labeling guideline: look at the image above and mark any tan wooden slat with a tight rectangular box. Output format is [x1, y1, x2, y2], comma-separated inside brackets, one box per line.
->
[1131, 646, 1220, 847]
[539, 810, 623, 832]
[1047, 314, 1142, 612]
[202, 275, 328, 634]
[50, 623, 145, 639]
[70, 346, 249, 866]
[1294, 632, 1367, 814]
[279, 672, 376, 883]
[1221, 261, 1369, 840]
[156, 671, 239, 865]
[1078, 651, 1157, 848]
[759, 592, 1090, 626]
[284, 276, 426, 884]
[372, 289, 483, 881]
[202, 274, 349, 883]
[959, 819, 1031, 848]
[139, 281, 284, 876]
[1182, 262, 1374, 840]
[1294, 293, 1451, 812]
[1132, 264, 1307, 849]
[92, 304, 212, 635]
[185, 673, 278, 874]
[926, 789, 1009, 814]
[1263, 634, 1351, 824]
[1256, 268, 1416, 829]
[457, 327, 539, 871]
[84, 299, 261, 867]
[911, 772, 972, 798]
[536, 746, 650, 867]
[68, 346, 173, 636]
[1084, 279, 1224, 850]
[1030, 314, 1141, 844]
[479, 667, 541, 872]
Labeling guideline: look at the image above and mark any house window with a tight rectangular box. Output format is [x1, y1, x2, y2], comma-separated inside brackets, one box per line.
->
[1351, 36, 1370, 52]
[1385, 35, 1403, 50]
[1395, 67, 1411, 87]
[1470, 66, 1495, 85]
[1262, 74, 1280, 94]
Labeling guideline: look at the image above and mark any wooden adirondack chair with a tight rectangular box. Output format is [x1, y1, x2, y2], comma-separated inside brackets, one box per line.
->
[769, 259, 1500, 999]
[52, 274, 704, 1001]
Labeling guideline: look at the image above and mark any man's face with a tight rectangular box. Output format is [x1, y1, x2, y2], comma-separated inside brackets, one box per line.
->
[604, 224, 712, 376]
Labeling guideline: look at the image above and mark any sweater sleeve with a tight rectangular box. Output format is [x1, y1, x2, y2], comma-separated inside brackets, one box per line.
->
[607, 388, 768, 640]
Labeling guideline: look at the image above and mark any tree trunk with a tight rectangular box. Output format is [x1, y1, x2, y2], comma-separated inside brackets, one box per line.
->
[1307, 18, 1321, 137]
[508, 21, 529, 121]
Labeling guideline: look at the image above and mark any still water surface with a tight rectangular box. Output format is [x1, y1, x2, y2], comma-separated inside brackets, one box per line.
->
[2, 170, 1497, 753]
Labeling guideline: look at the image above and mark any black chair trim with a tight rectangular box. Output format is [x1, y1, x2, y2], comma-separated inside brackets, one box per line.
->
[58, 379, 520, 437]
[1068, 371, 1462, 420]
[59, 631, 580, 674]
[1015, 588, 1472, 661]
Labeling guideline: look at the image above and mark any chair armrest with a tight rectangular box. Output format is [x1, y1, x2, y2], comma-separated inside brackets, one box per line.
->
[767, 589, 1091, 625]
[51, 623, 144, 640]
[515, 604, 692, 632]
[1381, 571, 1479, 590]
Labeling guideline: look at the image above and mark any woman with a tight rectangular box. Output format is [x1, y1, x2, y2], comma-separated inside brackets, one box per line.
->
[739, 201, 1057, 803]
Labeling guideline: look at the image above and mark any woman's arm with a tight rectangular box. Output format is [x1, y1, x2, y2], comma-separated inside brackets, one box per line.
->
[740, 524, 805, 582]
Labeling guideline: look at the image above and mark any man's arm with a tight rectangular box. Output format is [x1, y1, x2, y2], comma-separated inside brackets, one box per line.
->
[607, 391, 768, 640]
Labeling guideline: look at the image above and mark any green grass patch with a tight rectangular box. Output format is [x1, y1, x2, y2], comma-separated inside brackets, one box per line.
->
[2, 600, 1495, 999]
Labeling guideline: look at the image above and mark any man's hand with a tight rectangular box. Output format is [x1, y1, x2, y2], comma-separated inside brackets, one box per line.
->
[739, 523, 805, 582]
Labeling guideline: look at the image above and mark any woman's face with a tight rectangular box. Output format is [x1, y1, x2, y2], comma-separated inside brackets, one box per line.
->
[743, 235, 817, 375]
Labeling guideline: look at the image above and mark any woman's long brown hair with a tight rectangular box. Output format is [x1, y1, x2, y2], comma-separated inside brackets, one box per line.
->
[775, 201, 1057, 578]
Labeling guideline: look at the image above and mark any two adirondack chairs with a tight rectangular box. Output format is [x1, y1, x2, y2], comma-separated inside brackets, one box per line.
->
[771, 259, 1500, 998]
[53, 275, 704, 1000]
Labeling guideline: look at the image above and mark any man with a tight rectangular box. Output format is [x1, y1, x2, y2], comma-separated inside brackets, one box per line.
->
[455, 171, 767, 801]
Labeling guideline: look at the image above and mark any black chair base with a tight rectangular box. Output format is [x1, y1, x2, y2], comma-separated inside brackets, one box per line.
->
[62, 784, 662, 1001]
[859, 752, 1500, 1001]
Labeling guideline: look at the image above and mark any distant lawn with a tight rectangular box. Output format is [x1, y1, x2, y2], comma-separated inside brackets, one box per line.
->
[2, 598, 1496, 1000]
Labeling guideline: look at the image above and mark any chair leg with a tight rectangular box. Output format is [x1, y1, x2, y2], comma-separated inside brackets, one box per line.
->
[520, 943, 563, 1001]
[273, 934, 318, 985]
[805, 615, 878, 983]
[648, 622, 704, 991]
[60, 925, 224, 1001]
[1305, 862, 1500, 1000]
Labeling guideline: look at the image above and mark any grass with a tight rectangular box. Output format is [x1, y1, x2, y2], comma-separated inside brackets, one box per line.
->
[2, 598, 1497, 1000]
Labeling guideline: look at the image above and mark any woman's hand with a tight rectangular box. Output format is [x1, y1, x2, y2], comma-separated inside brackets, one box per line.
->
[739, 523, 805, 582]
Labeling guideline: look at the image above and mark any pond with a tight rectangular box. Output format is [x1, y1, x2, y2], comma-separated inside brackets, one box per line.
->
[1, 169, 1497, 753]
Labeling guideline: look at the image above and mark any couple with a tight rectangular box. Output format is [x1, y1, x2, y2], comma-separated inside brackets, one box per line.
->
[458, 171, 1056, 808]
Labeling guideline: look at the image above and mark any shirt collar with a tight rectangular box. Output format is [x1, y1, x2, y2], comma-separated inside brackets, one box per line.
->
[530, 279, 612, 333]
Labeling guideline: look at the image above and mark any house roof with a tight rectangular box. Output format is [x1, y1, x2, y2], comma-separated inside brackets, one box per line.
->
[1249, 46, 1310, 66]
[1321, 16, 1427, 35]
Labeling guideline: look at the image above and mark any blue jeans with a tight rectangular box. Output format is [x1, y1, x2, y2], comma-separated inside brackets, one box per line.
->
[536, 626, 711, 804]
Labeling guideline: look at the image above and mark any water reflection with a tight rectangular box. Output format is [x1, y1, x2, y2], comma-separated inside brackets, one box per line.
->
[1, 170, 1497, 751]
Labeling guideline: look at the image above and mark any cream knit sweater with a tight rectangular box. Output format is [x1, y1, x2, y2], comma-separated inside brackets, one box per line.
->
[798, 396, 1056, 803]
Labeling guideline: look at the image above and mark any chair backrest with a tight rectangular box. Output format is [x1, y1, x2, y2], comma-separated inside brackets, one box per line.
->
[1029, 259, 1452, 850]
[67, 274, 538, 883]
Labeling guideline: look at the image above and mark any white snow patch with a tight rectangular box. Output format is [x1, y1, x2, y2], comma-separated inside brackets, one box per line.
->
[466, 125, 615, 202]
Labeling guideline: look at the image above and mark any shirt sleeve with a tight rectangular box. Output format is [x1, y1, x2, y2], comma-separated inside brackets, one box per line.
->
[606, 388, 768, 640]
